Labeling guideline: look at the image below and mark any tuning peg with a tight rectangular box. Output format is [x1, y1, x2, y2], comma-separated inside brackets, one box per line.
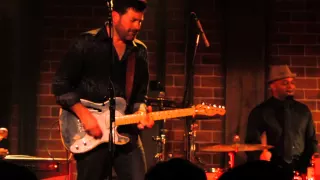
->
[201, 102, 205, 105]
[218, 105, 221, 108]
[222, 106, 225, 109]
[213, 104, 217, 107]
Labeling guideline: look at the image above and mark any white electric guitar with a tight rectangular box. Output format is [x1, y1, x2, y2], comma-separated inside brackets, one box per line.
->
[59, 97, 226, 154]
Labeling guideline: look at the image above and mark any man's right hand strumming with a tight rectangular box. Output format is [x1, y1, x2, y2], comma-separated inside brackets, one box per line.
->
[71, 103, 102, 139]
[83, 113, 103, 139]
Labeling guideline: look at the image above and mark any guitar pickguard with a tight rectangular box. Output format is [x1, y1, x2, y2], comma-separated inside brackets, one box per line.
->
[59, 97, 130, 154]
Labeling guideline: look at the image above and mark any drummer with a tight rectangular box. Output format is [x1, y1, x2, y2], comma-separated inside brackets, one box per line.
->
[245, 65, 318, 177]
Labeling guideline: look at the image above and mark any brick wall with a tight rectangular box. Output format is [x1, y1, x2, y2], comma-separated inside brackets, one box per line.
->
[269, 0, 320, 141]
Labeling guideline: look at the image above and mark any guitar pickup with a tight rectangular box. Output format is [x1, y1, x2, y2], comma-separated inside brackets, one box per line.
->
[88, 108, 101, 112]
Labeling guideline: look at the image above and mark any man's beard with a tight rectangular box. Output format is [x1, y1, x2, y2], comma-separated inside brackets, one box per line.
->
[115, 26, 137, 41]
[278, 92, 294, 101]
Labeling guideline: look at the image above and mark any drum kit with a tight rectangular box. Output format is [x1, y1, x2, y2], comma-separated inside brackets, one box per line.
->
[146, 97, 317, 180]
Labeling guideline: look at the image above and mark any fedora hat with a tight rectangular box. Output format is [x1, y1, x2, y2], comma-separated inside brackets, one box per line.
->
[268, 65, 296, 83]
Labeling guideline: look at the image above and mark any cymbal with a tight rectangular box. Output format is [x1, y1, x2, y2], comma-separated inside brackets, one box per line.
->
[199, 144, 274, 152]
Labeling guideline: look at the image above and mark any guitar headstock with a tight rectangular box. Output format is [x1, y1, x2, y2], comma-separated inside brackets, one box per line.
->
[195, 103, 226, 117]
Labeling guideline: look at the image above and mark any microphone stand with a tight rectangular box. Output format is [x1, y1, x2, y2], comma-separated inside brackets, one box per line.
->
[106, 0, 115, 179]
[183, 12, 209, 166]
[182, 12, 200, 162]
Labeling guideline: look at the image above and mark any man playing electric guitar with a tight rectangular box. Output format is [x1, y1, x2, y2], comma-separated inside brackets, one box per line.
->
[52, 1, 154, 180]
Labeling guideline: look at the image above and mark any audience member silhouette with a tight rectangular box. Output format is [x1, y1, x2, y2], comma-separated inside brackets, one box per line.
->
[145, 158, 207, 180]
[0, 160, 38, 180]
[217, 160, 293, 180]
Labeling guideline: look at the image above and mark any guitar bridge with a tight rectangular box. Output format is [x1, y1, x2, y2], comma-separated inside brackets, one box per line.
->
[88, 108, 102, 112]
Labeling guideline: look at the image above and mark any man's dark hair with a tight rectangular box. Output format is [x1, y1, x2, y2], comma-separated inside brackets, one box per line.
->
[218, 160, 292, 180]
[113, 0, 147, 15]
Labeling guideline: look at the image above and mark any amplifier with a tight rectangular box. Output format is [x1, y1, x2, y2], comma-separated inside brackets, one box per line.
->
[4, 155, 72, 180]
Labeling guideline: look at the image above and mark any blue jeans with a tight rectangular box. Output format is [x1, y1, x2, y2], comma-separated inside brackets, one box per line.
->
[74, 135, 147, 180]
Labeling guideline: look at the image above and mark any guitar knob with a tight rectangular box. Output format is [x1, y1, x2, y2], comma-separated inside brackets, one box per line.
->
[83, 141, 87, 146]
[75, 145, 79, 150]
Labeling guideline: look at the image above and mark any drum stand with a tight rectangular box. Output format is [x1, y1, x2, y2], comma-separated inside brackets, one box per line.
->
[226, 135, 240, 169]
[187, 123, 205, 166]
[153, 127, 168, 162]
[227, 152, 235, 168]
[151, 99, 171, 163]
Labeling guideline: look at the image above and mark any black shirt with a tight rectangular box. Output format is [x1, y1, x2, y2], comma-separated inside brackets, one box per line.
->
[245, 96, 318, 172]
[52, 24, 149, 135]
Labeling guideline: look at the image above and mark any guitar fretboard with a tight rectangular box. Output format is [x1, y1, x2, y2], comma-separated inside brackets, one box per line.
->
[115, 107, 195, 126]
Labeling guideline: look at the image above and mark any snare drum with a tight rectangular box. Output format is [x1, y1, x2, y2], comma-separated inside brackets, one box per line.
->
[205, 168, 225, 180]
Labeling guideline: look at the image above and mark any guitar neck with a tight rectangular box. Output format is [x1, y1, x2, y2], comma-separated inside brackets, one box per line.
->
[115, 107, 195, 126]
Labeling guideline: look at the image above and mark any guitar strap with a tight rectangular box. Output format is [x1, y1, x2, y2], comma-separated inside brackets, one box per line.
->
[126, 52, 136, 103]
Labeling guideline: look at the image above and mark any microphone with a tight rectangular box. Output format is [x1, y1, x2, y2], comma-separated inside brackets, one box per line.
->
[105, 0, 113, 11]
[190, 12, 210, 47]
